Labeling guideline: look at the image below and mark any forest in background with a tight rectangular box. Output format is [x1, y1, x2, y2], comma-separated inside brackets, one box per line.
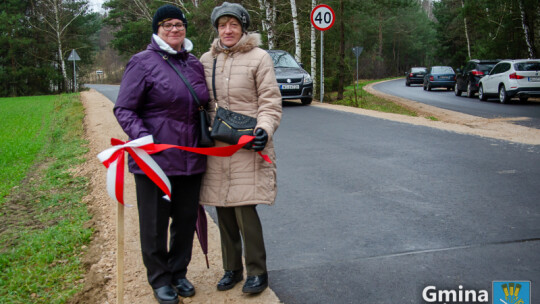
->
[1, 0, 539, 98]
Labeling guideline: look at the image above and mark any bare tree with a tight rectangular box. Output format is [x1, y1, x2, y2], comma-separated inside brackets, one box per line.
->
[257, 0, 277, 49]
[30, 0, 87, 92]
[517, 0, 536, 58]
[377, 11, 383, 58]
[337, 0, 345, 99]
[460, 0, 471, 59]
[290, 0, 301, 61]
[132, 0, 152, 20]
[162, 0, 191, 13]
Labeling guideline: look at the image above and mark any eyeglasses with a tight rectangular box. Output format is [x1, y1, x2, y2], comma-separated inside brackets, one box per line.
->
[161, 22, 185, 31]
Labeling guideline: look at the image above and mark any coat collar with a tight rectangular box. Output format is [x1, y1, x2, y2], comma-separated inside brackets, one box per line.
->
[210, 32, 261, 57]
[149, 35, 193, 59]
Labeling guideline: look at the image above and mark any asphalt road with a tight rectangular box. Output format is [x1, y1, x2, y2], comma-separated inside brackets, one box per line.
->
[374, 79, 540, 129]
[86, 84, 120, 103]
[86, 84, 540, 303]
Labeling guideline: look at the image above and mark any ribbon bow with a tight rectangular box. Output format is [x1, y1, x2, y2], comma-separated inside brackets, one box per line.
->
[97, 135, 270, 205]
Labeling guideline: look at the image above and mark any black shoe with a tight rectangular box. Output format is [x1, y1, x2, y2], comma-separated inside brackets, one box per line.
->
[217, 270, 243, 291]
[172, 278, 195, 297]
[242, 273, 268, 294]
[153, 285, 179, 304]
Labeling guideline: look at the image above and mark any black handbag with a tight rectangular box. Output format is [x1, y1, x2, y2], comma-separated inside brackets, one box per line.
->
[160, 53, 214, 147]
[210, 58, 257, 149]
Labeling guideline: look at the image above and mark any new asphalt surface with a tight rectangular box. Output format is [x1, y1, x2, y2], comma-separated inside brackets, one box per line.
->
[265, 104, 539, 303]
[374, 79, 540, 129]
[86, 84, 540, 303]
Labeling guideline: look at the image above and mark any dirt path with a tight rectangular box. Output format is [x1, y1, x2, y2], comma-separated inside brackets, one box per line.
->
[74, 86, 539, 304]
[74, 90, 281, 304]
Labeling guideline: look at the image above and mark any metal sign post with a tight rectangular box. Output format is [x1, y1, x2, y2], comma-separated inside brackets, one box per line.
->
[67, 49, 81, 92]
[96, 70, 104, 83]
[321, 32, 324, 102]
[352, 46, 364, 91]
[311, 4, 335, 103]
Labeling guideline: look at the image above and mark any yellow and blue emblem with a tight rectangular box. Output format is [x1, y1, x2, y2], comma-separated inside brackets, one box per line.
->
[493, 281, 530, 304]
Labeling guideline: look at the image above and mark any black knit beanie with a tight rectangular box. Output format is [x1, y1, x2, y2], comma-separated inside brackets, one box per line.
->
[152, 5, 188, 34]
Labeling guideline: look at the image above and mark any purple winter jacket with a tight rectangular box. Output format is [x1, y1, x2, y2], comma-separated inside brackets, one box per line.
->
[114, 38, 209, 176]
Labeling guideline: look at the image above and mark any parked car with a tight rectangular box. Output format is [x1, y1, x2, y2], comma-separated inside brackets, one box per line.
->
[266, 50, 313, 105]
[423, 66, 456, 91]
[478, 59, 540, 103]
[455, 59, 500, 97]
[405, 67, 427, 86]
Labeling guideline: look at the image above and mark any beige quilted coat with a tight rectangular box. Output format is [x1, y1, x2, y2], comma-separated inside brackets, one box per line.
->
[199, 33, 282, 207]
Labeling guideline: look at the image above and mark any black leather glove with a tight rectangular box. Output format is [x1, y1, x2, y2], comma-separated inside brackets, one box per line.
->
[252, 128, 268, 152]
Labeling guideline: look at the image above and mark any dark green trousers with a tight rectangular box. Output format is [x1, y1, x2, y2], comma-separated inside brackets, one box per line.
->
[216, 205, 267, 276]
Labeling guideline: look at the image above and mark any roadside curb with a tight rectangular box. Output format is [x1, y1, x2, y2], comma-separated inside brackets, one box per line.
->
[304, 80, 540, 146]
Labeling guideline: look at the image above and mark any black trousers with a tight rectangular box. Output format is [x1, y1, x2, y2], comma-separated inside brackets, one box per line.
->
[134, 173, 202, 289]
[216, 205, 267, 276]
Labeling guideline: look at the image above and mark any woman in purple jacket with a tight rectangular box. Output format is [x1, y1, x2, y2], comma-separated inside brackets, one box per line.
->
[113, 5, 209, 304]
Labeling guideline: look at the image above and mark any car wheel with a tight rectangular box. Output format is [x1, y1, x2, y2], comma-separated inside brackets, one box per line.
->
[478, 85, 487, 101]
[466, 83, 475, 98]
[423, 83, 427, 91]
[301, 98, 312, 105]
[499, 85, 509, 104]
[454, 83, 462, 96]
[406, 81, 410, 87]
[427, 83, 432, 91]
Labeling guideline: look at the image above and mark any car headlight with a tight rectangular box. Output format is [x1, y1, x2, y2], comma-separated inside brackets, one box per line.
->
[303, 74, 312, 84]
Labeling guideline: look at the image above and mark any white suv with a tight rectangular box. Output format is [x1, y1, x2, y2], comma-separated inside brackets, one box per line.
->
[478, 59, 540, 103]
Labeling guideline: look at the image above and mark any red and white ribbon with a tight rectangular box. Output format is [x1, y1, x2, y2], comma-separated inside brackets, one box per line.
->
[97, 135, 171, 205]
[97, 135, 270, 205]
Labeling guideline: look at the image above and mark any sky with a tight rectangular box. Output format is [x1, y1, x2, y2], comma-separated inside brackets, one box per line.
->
[88, 0, 105, 12]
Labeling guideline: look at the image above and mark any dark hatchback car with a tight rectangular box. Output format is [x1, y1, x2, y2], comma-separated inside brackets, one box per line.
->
[266, 50, 313, 105]
[405, 67, 427, 86]
[423, 66, 456, 91]
[455, 59, 500, 97]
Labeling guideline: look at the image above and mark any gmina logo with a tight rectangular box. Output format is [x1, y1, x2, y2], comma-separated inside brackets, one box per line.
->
[493, 281, 530, 304]
[422, 285, 488, 303]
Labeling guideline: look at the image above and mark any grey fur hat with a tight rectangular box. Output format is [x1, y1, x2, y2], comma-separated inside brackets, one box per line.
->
[211, 2, 250, 32]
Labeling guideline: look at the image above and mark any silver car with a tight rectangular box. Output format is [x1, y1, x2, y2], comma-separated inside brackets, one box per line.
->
[266, 50, 313, 105]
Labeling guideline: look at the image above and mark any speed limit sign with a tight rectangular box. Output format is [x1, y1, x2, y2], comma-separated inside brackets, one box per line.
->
[310, 4, 335, 31]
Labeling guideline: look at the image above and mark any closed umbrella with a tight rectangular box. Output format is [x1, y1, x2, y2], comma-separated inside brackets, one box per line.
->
[195, 205, 209, 268]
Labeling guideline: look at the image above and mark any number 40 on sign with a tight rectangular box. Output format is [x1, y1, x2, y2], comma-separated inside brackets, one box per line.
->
[310, 4, 335, 31]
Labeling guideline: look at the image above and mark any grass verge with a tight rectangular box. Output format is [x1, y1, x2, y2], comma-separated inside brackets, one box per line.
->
[327, 78, 418, 116]
[0, 96, 55, 204]
[0, 94, 92, 303]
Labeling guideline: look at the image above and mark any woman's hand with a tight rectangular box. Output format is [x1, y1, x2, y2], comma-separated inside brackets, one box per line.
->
[252, 128, 268, 151]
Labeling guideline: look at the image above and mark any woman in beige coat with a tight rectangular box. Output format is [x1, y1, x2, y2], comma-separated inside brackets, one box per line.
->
[199, 2, 282, 295]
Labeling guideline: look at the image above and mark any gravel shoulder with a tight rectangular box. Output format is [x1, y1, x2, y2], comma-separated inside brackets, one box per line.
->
[362, 82, 540, 145]
[73, 84, 539, 303]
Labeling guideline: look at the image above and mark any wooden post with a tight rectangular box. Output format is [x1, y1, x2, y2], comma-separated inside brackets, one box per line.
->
[117, 203, 124, 304]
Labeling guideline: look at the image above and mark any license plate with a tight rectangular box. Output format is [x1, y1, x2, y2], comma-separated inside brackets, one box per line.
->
[528, 76, 540, 82]
[417, 74, 424, 77]
[280, 84, 300, 90]
[439, 76, 450, 80]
